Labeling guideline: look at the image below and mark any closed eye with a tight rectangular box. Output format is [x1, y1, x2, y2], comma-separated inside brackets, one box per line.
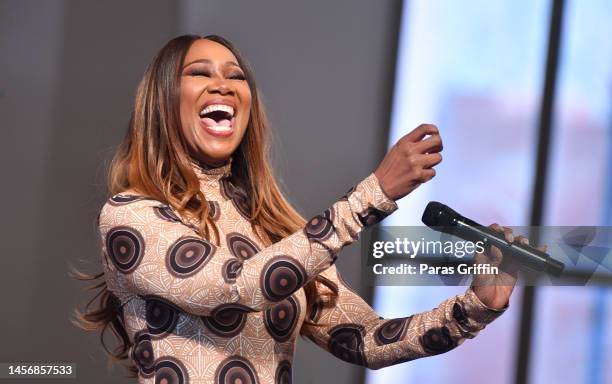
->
[228, 73, 246, 80]
[186, 70, 244, 80]
[187, 70, 210, 77]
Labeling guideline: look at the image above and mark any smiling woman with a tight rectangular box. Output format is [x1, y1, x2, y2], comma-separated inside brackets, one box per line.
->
[179, 40, 251, 161]
[74, 34, 515, 383]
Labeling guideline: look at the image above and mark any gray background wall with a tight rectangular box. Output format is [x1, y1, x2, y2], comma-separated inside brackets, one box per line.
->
[0, 0, 401, 382]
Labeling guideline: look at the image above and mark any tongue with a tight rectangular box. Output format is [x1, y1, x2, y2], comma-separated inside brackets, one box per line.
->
[202, 117, 231, 127]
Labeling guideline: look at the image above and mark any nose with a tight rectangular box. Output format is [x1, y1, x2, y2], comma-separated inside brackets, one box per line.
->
[207, 78, 234, 96]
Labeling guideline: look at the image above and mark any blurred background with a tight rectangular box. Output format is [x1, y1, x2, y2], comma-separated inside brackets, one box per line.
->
[1, 0, 610, 383]
[370, 1, 612, 383]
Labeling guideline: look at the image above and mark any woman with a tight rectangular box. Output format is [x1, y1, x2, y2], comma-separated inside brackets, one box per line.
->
[76, 34, 533, 383]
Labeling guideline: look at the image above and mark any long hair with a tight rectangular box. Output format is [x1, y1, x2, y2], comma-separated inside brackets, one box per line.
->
[73, 34, 339, 377]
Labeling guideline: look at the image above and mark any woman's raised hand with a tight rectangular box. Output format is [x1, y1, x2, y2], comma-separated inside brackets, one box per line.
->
[374, 124, 443, 201]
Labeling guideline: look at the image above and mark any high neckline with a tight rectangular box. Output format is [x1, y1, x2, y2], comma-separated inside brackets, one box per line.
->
[192, 157, 233, 180]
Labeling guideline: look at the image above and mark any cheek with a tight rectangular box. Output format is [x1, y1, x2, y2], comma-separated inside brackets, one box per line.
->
[240, 89, 252, 121]
[244, 89, 252, 107]
[178, 103, 191, 139]
[179, 80, 202, 112]
[179, 84, 199, 130]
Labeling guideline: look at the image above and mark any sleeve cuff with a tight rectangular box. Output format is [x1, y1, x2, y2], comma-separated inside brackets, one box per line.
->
[345, 173, 399, 229]
[459, 286, 508, 329]
[448, 287, 509, 337]
[363, 172, 399, 214]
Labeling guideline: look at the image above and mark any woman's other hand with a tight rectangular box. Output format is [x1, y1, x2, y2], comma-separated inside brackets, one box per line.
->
[471, 224, 547, 310]
[374, 124, 443, 201]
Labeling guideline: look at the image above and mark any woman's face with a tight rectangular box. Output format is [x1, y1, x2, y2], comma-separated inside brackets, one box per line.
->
[179, 39, 252, 166]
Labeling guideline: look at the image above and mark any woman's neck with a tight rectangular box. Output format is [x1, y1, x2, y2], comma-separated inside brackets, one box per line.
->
[197, 157, 232, 170]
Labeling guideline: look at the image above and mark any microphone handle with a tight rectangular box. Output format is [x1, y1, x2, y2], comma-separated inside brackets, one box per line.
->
[450, 216, 564, 277]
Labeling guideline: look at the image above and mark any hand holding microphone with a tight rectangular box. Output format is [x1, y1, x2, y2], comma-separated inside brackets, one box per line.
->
[470, 223, 539, 310]
[422, 202, 564, 309]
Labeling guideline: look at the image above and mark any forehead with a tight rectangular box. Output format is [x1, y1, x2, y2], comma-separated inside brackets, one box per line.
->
[183, 39, 239, 66]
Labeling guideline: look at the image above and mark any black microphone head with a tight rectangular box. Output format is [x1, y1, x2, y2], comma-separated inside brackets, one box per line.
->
[421, 201, 459, 227]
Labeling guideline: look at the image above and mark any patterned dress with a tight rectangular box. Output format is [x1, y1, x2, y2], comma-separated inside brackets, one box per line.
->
[97, 158, 507, 383]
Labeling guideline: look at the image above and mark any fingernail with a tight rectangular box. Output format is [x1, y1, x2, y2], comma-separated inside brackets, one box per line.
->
[508, 233, 514, 243]
[521, 237, 529, 245]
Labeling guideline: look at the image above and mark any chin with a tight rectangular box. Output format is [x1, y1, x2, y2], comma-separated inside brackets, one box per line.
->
[188, 126, 245, 161]
[195, 146, 234, 162]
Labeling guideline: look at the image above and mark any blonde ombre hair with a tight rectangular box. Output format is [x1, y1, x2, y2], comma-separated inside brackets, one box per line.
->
[73, 34, 338, 377]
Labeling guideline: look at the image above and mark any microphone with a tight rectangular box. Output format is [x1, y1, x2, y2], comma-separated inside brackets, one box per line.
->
[421, 201, 565, 277]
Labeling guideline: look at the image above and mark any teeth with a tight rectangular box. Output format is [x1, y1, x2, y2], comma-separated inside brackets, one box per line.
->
[200, 104, 234, 117]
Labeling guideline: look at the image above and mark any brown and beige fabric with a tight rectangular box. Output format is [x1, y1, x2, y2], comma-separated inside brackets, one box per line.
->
[97, 159, 506, 383]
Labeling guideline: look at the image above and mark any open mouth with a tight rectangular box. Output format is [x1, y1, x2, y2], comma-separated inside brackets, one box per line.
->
[199, 104, 235, 134]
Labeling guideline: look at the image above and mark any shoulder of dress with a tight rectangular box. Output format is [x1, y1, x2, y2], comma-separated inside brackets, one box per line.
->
[105, 190, 161, 207]
[99, 191, 201, 232]
[98, 190, 164, 222]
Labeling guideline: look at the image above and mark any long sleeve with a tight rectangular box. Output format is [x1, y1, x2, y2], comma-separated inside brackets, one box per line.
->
[98, 172, 398, 317]
[300, 265, 508, 370]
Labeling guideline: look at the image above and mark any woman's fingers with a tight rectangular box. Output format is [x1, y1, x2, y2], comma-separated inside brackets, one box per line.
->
[486, 224, 518, 263]
[516, 235, 529, 246]
[402, 123, 439, 143]
[420, 168, 436, 182]
[489, 223, 515, 243]
[502, 226, 514, 243]
[413, 133, 443, 154]
[418, 153, 443, 169]
[537, 244, 548, 253]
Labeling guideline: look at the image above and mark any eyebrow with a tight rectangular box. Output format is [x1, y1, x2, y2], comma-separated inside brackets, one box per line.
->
[183, 59, 241, 69]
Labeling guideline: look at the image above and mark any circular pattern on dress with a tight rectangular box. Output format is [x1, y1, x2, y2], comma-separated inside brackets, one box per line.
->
[374, 316, 412, 345]
[145, 297, 179, 337]
[105, 226, 145, 273]
[275, 360, 292, 384]
[222, 259, 243, 283]
[153, 205, 182, 223]
[132, 331, 155, 377]
[327, 324, 367, 366]
[452, 303, 470, 328]
[304, 208, 334, 241]
[220, 177, 251, 219]
[154, 356, 188, 384]
[261, 256, 307, 301]
[208, 200, 220, 220]
[201, 303, 252, 338]
[420, 326, 456, 354]
[166, 236, 215, 277]
[357, 207, 389, 227]
[109, 194, 145, 206]
[227, 232, 260, 260]
[215, 355, 259, 384]
[264, 296, 300, 342]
